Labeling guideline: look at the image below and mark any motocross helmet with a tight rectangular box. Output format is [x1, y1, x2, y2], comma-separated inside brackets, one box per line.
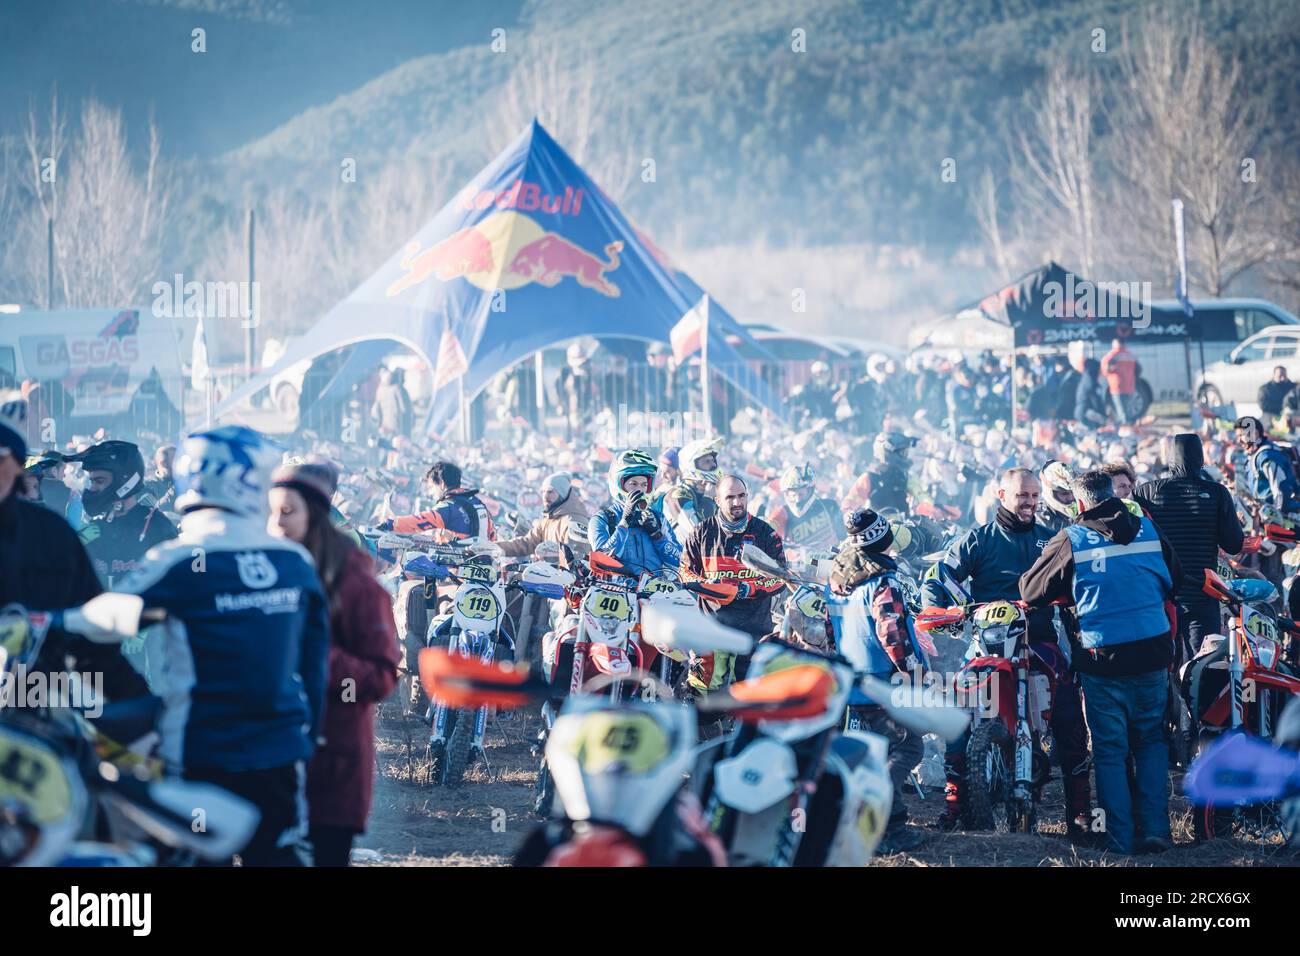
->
[679, 436, 723, 487]
[873, 430, 917, 465]
[174, 425, 282, 519]
[607, 448, 658, 504]
[1039, 459, 1078, 519]
[72, 440, 146, 518]
[888, 520, 922, 562]
[24, 449, 66, 477]
[780, 463, 815, 493]
[809, 360, 831, 384]
[1234, 415, 1267, 448]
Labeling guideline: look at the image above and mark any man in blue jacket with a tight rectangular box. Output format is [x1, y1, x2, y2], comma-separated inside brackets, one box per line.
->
[923, 467, 1090, 838]
[119, 426, 329, 867]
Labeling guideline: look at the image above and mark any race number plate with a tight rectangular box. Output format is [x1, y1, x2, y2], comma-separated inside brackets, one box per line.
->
[586, 589, 633, 621]
[0, 728, 73, 824]
[568, 711, 670, 774]
[456, 587, 500, 621]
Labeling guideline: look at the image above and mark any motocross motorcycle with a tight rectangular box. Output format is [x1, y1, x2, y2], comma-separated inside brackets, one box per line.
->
[1181, 568, 1300, 840]
[533, 552, 734, 817]
[699, 638, 893, 866]
[419, 608, 743, 866]
[403, 547, 515, 788]
[0, 596, 259, 865]
[716, 545, 968, 865]
[418, 600, 945, 866]
[916, 599, 1062, 832]
[1183, 695, 1300, 851]
[1164, 531, 1269, 770]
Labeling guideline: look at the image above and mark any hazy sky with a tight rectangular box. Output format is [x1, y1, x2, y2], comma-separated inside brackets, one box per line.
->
[0, 0, 524, 154]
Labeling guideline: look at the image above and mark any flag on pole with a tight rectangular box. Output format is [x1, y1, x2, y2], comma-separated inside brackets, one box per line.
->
[670, 295, 709, 363]
[433, 327, 470, 391]
[191, 316, 210, 390]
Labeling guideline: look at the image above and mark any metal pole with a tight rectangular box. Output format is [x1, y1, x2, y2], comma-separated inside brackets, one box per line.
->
[534, 349, 545, 428]
[700, 295, 712, 433]
[1010, 346, 1019, 424]
[46, 216, 54, 309]
[459, 376, 468, 443]
[246, 209, 256, 381]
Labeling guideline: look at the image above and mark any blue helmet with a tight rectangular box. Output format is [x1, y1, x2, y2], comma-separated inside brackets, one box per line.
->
[174, 425, 282, 519]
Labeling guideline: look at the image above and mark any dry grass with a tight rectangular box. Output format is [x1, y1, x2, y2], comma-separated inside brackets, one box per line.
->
[358, 703, 1300, 867]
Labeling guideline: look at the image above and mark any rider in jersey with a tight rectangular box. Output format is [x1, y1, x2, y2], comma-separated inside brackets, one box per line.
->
[117, 426, 329, 867]
[841, 431, 916, 515]
[655, 436, 723, 543]
[71, 440, 178, 587]
[381, 460, 496, 543]
[827, 507, 928, 853]
[588, 449, 681, 574]
[922, 466, 1091, 840]
[1234, 415, 1300, 515]
[767, 463, 842, 557]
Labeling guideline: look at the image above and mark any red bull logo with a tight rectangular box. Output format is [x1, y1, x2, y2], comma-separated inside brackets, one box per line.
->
[457, 180, 584, 216]
[507, 234, 622, 297]
[386, 211, 623, 299]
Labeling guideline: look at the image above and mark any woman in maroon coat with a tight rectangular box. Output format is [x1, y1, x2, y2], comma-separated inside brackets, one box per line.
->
[269, 457, 400, 866]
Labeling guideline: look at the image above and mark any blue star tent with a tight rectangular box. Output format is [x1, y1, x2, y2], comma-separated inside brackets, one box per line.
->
[216, 119, 785, 431]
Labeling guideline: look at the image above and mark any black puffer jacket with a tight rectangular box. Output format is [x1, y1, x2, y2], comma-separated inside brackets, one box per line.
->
[1133, 434, 1244, 601]
[0, 491, 149, 700]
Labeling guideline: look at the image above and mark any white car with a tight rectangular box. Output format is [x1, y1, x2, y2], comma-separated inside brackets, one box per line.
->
[1194, 325, 1300, 415]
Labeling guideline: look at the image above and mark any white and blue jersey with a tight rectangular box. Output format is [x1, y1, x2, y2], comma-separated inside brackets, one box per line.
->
[119, 508, 330, 774]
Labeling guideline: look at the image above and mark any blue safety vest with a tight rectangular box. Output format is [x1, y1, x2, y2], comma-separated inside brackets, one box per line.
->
[1065, 517, 1171, 649]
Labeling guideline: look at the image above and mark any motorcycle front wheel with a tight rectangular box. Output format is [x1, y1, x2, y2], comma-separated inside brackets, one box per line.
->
[964, 719, 1014, 831]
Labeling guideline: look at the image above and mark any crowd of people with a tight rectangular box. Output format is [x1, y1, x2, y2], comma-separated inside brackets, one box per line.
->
[2, 338, 1299, 864]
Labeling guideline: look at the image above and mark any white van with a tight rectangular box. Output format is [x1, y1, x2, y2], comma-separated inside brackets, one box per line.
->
[0, 307, 186, 432]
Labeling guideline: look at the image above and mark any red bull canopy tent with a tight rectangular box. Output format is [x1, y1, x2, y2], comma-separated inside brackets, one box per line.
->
[216, 119, 784, 431]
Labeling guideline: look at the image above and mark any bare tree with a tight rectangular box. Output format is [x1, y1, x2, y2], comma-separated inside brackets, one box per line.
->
[483, 40, 637, 201]
[970, 167, 1014, 279]
[11, 95, 170, 308]
[1264, 160, 1300, 300]
[1014, 63, 1101, 277]
[1106, 7, 1270, 295]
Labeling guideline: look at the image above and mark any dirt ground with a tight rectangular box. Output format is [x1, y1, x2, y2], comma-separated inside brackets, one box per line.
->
[356, 703, 1300, 868]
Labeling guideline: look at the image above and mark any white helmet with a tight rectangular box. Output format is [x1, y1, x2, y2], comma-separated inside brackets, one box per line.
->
[780, 463, 816, 493]
[1039, 459, 1078, 518]
[680, 436, 723, 486]
[174, 425, 282, 519]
